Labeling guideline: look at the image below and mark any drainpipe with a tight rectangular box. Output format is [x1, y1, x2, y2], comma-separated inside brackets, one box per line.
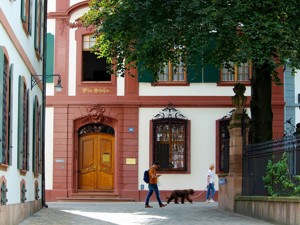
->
[42, 0, 48, 208]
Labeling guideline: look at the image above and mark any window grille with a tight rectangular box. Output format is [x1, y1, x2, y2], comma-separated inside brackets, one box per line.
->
[152, 105, 188, 171]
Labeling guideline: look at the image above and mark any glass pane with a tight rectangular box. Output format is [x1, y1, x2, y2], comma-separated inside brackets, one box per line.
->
[83, 35, 95, 49]
[179, 65, 185, 81]
[171, 143, 185, 168]
[237, 63, 249, 81]
[158, 64, 169, 81]
[173, 73, 178, 81]
[83, 35, 89, 41]
[154, 120, 186, 170]
[83, 42, 89, 49]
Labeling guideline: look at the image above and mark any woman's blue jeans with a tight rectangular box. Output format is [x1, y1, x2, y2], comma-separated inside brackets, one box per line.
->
[145, 183, 163, 205]
[206, 183, 215, 200]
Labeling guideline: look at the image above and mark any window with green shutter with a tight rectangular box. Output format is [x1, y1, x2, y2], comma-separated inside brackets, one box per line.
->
[138, 66, 154, 83]
[46, 33, 54, 83]
[18, 76, 29, 172]
[34, 0, 44, 57]
[32, 96, 41, 175]
[138, 53, 220, 84]
[0, 48, 10, 166]
[203, 64, 220, 83]
[21, 0, 32, 35]
[8, 64, 13, 166]
[0, 48, 4, 164]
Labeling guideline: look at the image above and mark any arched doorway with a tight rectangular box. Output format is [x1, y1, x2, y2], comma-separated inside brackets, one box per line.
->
[78, 124, 115, 190]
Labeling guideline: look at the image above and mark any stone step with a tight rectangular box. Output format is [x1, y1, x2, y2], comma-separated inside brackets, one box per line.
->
[56, 197, 135, 202]
[56, 191, 135, 202]
[70, 192, 119, 198]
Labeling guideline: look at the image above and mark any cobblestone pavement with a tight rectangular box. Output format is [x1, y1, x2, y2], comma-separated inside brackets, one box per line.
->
[19, 202, 274, 225]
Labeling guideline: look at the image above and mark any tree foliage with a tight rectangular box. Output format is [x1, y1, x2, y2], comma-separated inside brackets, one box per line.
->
[81, 0, 300, 143]
[263, 153, 300, 196]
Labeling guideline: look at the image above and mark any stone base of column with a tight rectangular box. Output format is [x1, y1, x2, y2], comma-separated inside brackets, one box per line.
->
[218, 173, 242, 212]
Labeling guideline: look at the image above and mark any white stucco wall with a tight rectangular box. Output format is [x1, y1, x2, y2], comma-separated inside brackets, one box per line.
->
[139, 82, 251, 96]
[0, 1, 43, 204]
[1, 1, 43, 74]
[70, 0, 84, 6]
[117, 76, 125, 96]
[68, 7, 89, 96]
[138, 107, 236, 191]
[47, 0, 56, 12]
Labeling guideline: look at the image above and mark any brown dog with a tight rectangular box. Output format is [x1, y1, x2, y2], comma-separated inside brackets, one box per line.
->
[166, 189, 195, 204]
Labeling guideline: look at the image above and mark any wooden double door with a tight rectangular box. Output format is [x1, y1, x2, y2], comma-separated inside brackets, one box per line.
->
[78, 133, 114, 190]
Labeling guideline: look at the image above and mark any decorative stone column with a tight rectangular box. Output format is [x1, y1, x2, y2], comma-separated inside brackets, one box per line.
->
[218, 83, 250, 212]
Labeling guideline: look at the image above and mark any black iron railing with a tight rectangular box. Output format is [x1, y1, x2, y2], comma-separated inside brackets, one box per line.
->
[242, 134, 300, 196]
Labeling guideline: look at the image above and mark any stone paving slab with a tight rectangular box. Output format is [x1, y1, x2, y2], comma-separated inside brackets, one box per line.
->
[19, 202, 274, 225]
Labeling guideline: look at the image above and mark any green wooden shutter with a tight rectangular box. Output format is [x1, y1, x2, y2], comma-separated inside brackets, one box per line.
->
[138, 70, 153, 82]
[38, 105, 42, 174]
[26, 90, 30, 170]
[21, 0, 26, 22]
[188, 62, 220, 83]
[137, 63, 154, 82]
[8, 64, 13, 165]
[34, 0, 38, 49]
[28, 0, 32, 34]
[32, 96, 38, 172]
[203, 40, 220, 83]
[46, 33, 54, 82]
[187, 53, 203, 83]
[18, 76, 24, 169]
[0, 48, 4, 163]
[203, 64, 220, 82]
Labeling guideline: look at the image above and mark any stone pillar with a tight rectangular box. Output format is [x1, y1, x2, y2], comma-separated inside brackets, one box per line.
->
[218, 83, 249, 212]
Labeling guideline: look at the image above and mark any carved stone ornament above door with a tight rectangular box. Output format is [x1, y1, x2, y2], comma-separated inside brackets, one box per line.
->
[85, 105, 111, 124]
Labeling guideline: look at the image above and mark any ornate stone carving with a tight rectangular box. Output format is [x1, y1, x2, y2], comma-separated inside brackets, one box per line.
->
[57, 18, 69, 34]
[85, 105, 111, 124]
[232, 83, 247, 113]
[57, 17, 94, 34]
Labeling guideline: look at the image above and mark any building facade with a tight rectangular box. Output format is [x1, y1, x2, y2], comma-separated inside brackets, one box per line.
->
[45, 0, 285, 202]
[0, 0, 47, 224]
[284, 66, 300, 133]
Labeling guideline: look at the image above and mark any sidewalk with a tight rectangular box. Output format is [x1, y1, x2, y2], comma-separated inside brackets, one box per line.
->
[19, 202, 273, 225]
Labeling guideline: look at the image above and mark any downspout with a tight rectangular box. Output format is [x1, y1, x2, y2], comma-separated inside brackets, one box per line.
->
[42, 0, 48, 208]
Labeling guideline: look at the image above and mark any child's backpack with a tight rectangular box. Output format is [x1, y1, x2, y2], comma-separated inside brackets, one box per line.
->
[143, 170, 150, 183]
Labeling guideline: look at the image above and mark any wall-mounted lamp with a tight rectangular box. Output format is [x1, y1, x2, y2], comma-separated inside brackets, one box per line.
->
[31, 74, 63, 92]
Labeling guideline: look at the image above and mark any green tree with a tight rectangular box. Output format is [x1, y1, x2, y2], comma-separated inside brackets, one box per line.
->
[81, 0, 300, 143]
[263, 152, 300, 196]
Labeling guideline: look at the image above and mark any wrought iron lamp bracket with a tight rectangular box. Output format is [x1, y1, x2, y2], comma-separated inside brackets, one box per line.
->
[31, 74, 62, 90]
